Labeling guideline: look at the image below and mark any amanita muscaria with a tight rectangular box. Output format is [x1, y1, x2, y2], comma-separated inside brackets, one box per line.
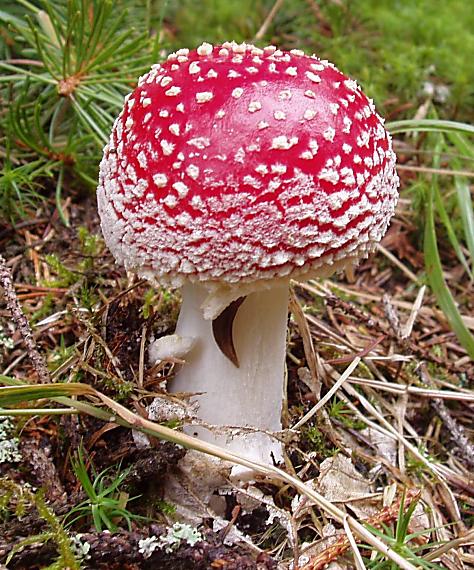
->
[98, 41, 399, 470]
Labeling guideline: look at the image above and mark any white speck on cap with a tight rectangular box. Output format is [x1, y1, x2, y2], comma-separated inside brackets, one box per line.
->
[153, 173, 168, 187]
[344, 78, 359, 92]
[271, 136, 298, 150]
[303, 109, 316, 120]
[172, 181, 189, 198]
[323, 127, 336, 142]
[234, 147, 246, 163]
[319, 168, 340, 184]
[309, 140, 319, 154]
[271, 164, 287, 175]
[279, 89, 292, 101]
[186, 164, 200, 180]
[187, 137, 211, 149]
[285, 67, 298, 76]
[137, 151, 147, 168]
[196, 91, 213, 103]
[189, 61, 200, 74]
[160, 140, 175, 155]
[232, 42, 247, 54]
[243, 175, 261, 189]
[257, 121, 270, 130]
[274, 111, 286, 120]
[306, 71, 321, 83]
[165, 86, 181, 96]
[169, 123, 180, 136]
[248, 101, 262, 113]
[163, 195, 177, 208]
[232, 87, 244, 98]
[197, 42, 213, 56]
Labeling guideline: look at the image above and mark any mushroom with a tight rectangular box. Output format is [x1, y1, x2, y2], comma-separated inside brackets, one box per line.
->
[97, 42, 399, 473]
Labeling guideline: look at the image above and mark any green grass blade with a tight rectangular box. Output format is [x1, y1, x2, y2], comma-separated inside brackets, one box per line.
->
[388, 119, 474, 137]
[0, 382, 94, 406]
[430, 142, 472, 278]
[432, 179, 471, 277]
[425, 181, 474, 359]
[454, 175, 474, 267]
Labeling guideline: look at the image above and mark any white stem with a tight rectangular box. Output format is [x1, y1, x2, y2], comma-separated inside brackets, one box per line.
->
[171, 282, 289, 469]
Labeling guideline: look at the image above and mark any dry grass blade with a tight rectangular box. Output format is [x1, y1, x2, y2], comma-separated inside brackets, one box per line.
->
[423, 529, 474, 562]
[292, 357, 361, 430]
[343, 515, 367, 570]
[345, 376, 474, 401]
[401, 285, 426, 338]
[376, 243, 419, 284]
[253, 0, 285, 40]
[396, 164, 474, 178]
[289, 289, 320, 388]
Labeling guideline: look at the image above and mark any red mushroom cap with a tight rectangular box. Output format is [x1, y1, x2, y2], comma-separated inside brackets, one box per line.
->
[98, 42, 399, 287]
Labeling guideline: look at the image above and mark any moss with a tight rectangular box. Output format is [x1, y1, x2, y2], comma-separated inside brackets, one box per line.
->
[0, 478, 79, 568]
[303, 425, 339, 459]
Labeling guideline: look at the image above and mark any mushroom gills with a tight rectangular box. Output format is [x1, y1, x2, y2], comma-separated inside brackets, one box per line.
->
[212, 296, 246, 367]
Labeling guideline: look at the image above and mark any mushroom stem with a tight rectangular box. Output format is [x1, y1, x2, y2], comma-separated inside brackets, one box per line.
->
[171, 281, 289, 470]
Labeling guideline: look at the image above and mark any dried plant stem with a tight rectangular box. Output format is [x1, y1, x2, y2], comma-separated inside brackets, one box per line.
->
[253, 0, 285, 40]
[0, 253, 50, 383]
[424, 529, 474, 562]
[299, 489, 420, 570]
[432, 398, 474, 468]
[420, 364, 474, 469]
[376, 243, 419, 284]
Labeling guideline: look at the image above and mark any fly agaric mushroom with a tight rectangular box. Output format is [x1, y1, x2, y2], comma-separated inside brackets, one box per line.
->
[97, 42, 399, 471]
